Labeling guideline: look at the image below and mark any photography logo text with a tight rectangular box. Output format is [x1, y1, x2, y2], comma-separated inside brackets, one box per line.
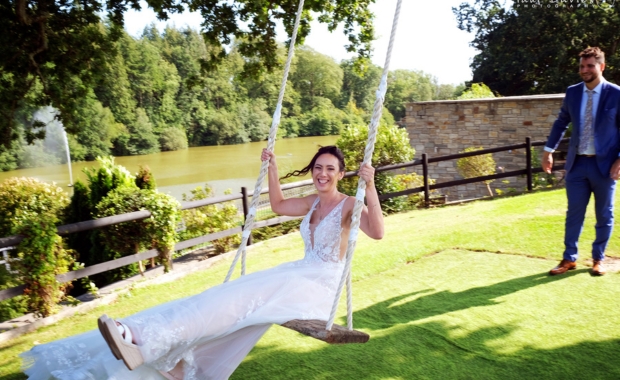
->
[514, 0, 617, 9]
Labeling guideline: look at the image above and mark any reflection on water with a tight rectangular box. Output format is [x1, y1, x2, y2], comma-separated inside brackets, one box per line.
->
[0, 136, 339, 200]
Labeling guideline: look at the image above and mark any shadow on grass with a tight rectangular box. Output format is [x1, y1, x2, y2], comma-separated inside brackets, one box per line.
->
[235, 268, 620, 380]
[236, 319, 620, 380]
[352, 268, 588, 329]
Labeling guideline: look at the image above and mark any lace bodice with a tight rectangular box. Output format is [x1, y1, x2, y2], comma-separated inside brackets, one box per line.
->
[300, 196, 347, 264]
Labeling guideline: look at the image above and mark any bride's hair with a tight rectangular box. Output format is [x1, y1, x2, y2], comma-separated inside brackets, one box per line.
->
[280, 145, 346, 180]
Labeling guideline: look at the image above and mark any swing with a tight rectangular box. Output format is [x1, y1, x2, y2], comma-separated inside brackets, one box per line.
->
[223, 0, 403, 345]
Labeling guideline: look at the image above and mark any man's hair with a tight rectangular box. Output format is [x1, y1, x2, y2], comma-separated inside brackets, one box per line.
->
[580, 47, 605, 64]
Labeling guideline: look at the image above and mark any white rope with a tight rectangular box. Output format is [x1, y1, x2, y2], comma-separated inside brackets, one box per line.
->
[224, 0, 306, 283]
[326, 0, 403, 331]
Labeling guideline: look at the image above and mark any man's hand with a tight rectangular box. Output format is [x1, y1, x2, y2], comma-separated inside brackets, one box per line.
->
[610, 158, 620, 180]
[542, 151, 554, 174]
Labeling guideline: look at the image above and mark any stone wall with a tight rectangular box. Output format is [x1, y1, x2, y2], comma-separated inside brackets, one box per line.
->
[404, 94, 565, 200]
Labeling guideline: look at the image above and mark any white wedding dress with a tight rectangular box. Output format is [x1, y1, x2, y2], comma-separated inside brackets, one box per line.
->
[21, 196, 349, 380]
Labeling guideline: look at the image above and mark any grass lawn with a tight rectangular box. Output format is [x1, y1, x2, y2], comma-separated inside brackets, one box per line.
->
[1, 188, 619, 379]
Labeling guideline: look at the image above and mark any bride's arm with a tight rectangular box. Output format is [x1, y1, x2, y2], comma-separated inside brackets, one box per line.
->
[262, 149, 311, 217]
[358, 163, 384, 239]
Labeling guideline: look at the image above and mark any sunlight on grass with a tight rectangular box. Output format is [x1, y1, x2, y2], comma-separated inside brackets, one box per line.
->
[2, 189, 620, 379]
[235, 249, 620, 379]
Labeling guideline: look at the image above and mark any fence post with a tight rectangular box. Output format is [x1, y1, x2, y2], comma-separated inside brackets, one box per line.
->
[241, 187, 252, 246]
[422, 153, 430, 208]
[526, 137, 533, 192]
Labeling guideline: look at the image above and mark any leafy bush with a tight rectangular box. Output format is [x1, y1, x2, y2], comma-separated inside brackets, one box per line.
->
[159, 127, 189, 151]
[84, 156, 137, 207]
[530, 147, 558, 190]
[0, 142, 22, 172]
[67, 157, 138, 285]
[336, 122, 415, 213]
[237, 101, 272, 142]
[0, 177, 73, 317]
[96, 187, 181, 278]
[394, 173, 434, 209]
[0, 266, 28, 321]
[279, 118, 300, 138]
[456, 147, 496, 197]
[135, 165, 157, 190]
[251, 220, 302, 242]
[299, 98, 345, 136]
[457, 83, 495, 100]
[337, 122, 414, 168]
[179, 185, 241, 254]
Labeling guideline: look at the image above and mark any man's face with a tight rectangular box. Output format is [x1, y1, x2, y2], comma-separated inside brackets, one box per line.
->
[579, 56, 605, 83]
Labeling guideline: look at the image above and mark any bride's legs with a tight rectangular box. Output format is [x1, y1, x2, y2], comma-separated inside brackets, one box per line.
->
[159, 361, 184, 380]
[123, 290, 248, 365]
[105, 271, 290, 370]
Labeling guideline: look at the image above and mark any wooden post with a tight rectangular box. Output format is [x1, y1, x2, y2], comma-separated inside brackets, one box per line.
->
[422, 153, 430, 208]
[526, 137, 533, 192]
[241, 187, 252, 246]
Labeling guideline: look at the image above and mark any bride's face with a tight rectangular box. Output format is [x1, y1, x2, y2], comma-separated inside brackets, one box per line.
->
[312, 154, 344, 192]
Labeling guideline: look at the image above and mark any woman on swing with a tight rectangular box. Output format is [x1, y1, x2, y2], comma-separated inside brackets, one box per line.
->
[21, 145, 384, 380]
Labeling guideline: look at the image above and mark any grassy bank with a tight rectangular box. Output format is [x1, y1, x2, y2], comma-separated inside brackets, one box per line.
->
[1, 188, 619, 379]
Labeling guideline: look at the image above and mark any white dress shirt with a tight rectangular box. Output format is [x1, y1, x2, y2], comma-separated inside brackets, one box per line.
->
[545, 78, 605, 154]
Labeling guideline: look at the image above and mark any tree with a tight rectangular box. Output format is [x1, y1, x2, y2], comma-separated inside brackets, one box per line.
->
[1, 0, 375, 148]
[241, 45, 301, 118]
[290, 46, 344, 111]
[69, 93, 124, 161]
[0, 142, 23, 172]
[115, 108, 160, 156]
[299, 98, 346, 136]
[453, 0, 620, 96]
[338, 59, 382, 112]
[457, 83, 495, 99]
[384, 70, 435, 121]
[434, 83, 466, 100]
[236, 101, 272, 142]
[456, 147, 496, 197]
[159, 127, 189, 151]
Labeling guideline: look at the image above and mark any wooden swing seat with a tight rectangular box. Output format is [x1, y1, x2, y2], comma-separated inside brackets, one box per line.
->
[280, 319, 369, 344]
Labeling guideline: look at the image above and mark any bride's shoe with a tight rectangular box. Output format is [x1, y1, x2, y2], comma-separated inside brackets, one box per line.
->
[98, 314, 144, 370]
[97, 316, 120, 360]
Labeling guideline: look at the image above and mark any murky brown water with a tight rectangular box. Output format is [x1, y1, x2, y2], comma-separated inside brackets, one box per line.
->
[0, 136, 339, 200]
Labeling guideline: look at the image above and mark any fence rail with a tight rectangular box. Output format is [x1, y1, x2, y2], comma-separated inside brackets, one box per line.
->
[0, 137, 566, 302]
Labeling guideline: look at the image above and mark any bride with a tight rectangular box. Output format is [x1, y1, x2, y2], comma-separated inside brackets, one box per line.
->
[21, 145, 384, 380]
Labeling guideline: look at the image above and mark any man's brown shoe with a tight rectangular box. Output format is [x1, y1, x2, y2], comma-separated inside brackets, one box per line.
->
[549, 259, 577, 275]
[592, 260, 606, 276]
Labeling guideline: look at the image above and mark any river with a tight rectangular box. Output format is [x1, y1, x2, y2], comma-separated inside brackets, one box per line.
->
[0, 136, 339, 200]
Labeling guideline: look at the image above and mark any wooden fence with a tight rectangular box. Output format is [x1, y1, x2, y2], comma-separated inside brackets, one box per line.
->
[0, 137, 566, 302]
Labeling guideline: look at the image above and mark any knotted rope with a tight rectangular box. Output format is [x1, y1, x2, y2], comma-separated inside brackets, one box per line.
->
[326, 0, 402, 331]
[224, 0, 305, 283]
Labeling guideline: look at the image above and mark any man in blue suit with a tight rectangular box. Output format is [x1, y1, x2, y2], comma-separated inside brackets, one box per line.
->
[543, 47, 620, 276]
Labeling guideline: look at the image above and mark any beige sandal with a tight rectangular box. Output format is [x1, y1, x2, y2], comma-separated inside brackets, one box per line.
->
[98, 314, 144, 370]
[98, 316, 120, 360]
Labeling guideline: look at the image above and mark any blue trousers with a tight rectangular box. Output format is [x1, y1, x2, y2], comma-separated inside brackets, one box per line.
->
[564, 155, 616, 261]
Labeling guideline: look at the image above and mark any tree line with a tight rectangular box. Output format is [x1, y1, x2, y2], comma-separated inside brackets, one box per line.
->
[0, 24, 466, 172]
[454, 0, 620, 96]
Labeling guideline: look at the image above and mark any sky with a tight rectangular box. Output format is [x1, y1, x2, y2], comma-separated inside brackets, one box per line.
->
[124, 0, 477, 86]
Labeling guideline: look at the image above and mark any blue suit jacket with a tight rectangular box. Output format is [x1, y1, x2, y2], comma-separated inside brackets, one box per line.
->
[546, 80, 620, 175]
